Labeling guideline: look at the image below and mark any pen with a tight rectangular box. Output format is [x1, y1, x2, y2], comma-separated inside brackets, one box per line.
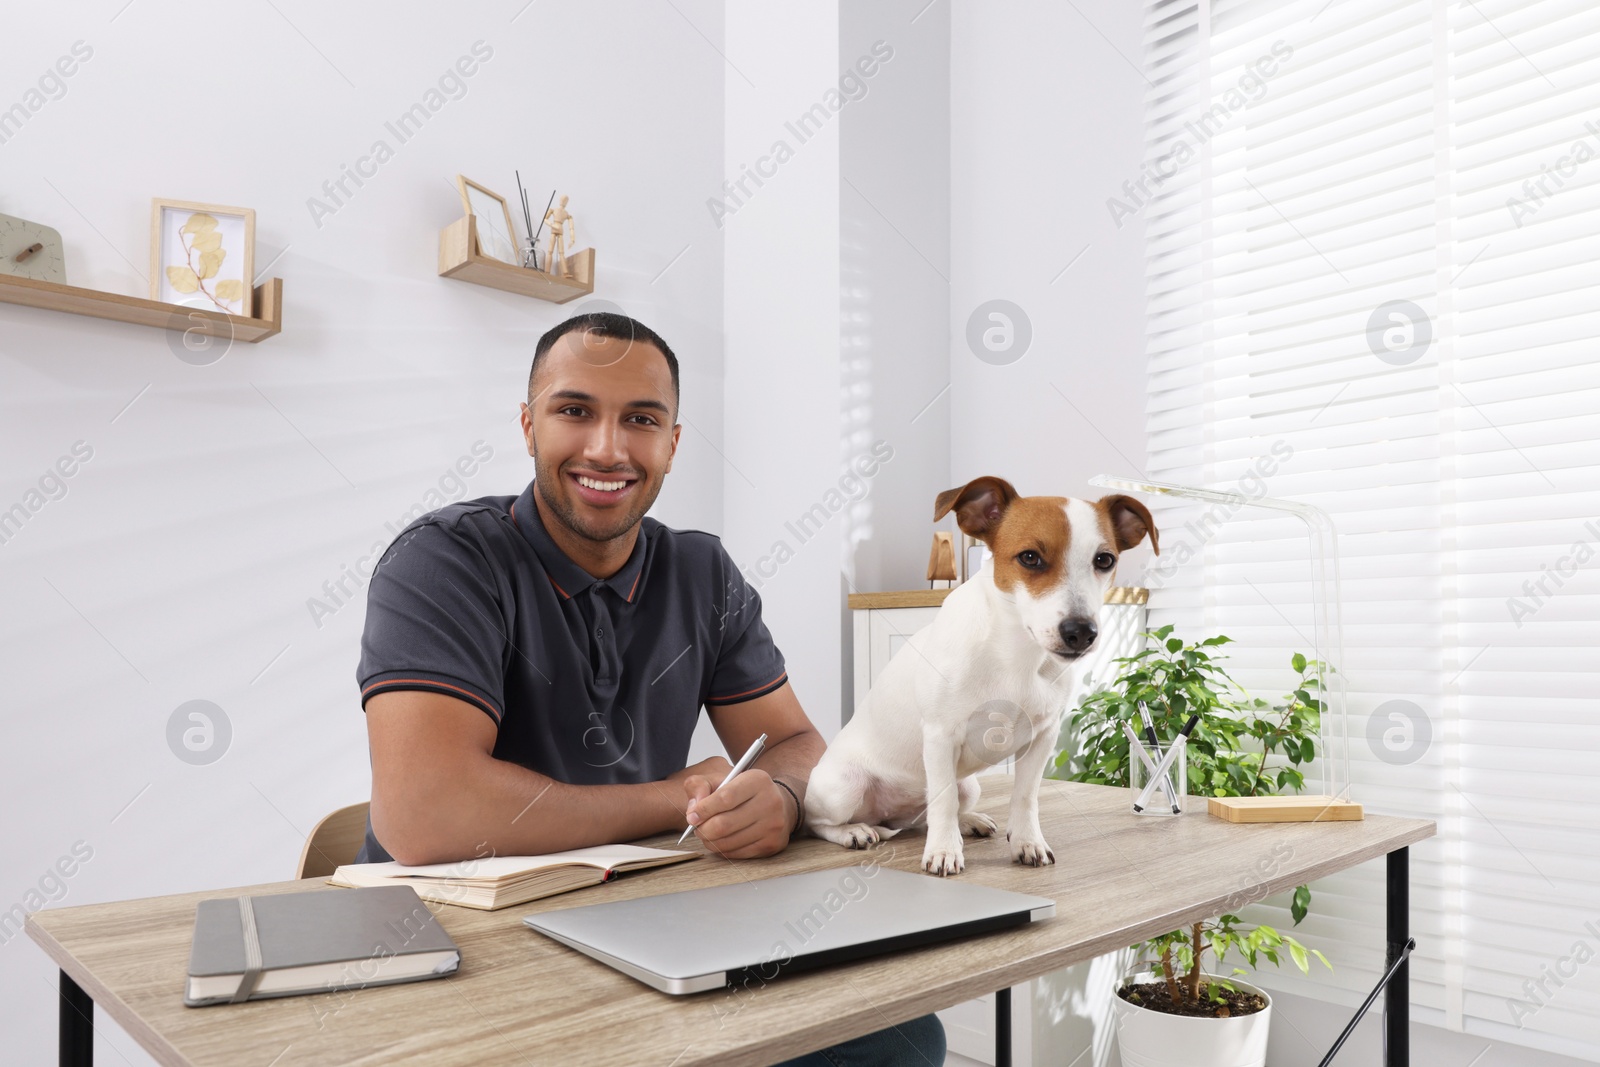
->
[1132, 715, 1199, 813]
[677, 732, 768, 844]
[1136, 701, 1182, 814]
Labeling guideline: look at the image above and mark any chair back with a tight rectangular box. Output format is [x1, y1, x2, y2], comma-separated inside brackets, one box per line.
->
[296, 802, 371, 879]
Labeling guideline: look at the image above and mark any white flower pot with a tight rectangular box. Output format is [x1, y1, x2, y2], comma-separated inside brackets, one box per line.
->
[1112, 972, 1272, 1067]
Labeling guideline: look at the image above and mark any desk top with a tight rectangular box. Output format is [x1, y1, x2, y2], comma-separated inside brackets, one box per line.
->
[27, 779, 1433, 1067]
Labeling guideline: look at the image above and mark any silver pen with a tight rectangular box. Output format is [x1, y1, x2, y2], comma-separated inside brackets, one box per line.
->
[677, 732, 768, 844]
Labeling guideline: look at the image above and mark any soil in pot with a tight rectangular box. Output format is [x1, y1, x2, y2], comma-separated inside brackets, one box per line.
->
[1117, 980, 1268, 1020]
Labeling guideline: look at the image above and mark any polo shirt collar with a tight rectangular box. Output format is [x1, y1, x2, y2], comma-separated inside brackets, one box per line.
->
[511, 479, 648, 604]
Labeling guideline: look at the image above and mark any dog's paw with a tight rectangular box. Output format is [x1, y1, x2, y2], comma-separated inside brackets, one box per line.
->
[811, 822, 888, 849]
[959, 811, 998, 837]
[922, 839, 966, 876]
[1008, 834, 1055, 867]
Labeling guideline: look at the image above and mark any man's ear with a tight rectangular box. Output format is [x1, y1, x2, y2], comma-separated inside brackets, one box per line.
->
[520, 403, 536, 457]
[933, 477, 1019, 543]
[1099, 494, 1160, 555]
[664, 424, 680, 474]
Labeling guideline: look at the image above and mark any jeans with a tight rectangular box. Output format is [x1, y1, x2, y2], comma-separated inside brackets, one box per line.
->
[770, 1012, 945, 1066]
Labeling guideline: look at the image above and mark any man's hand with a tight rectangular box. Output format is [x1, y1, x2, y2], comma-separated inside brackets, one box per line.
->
[660, 756, 730, 831]
[670, 755, 733, 783]
[679, 766, 794, 859]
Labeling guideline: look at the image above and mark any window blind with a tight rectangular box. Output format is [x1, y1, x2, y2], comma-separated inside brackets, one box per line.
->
[1138, 0, 1600, 1058]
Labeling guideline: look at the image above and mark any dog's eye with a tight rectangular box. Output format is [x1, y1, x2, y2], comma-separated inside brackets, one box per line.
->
[1017, 550, 1044, 569]
[1094, 552, 1116, 571]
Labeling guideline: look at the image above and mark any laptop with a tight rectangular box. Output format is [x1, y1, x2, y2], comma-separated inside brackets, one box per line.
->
[522, 865, 1055, 994]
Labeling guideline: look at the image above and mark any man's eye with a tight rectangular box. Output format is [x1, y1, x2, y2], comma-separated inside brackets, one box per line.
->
[1017, 550, 1044, 569]
[1094, 552, 1116, 571]
[558, 406, 585, 416]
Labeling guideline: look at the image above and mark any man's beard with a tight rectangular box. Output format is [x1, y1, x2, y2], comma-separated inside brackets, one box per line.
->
[531, 442, 652, 543]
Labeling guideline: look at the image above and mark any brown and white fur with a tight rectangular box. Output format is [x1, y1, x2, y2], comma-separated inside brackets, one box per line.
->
[805, 477, 1159, 875]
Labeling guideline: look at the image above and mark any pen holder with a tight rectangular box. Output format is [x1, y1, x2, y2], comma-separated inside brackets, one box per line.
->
[1129, 736, 1187, 816]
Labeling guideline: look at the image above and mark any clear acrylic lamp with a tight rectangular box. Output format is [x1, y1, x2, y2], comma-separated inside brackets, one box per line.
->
[1090, 473, 1352, 803]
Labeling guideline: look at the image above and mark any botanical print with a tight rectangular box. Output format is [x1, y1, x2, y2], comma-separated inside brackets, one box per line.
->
[165, 213, 244, 312]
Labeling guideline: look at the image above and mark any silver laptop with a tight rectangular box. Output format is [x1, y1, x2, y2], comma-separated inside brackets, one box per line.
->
[522, 866, 1055, 994]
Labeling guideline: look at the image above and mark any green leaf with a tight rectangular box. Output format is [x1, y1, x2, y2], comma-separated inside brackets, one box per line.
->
[1301, 738, 1316, 763]
[1291, 885, 1310, 925]
[1291, 651, 1307, 673]
[1166, 638, 1183, 653]
[1288, 940, 1309, 973]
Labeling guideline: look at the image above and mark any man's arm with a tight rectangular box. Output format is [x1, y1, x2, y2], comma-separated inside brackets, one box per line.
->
[683, 681, 826, 860]
[365, 689, 729, 865]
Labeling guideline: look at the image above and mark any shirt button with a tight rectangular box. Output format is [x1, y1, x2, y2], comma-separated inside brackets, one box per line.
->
[596, 627, 604, 638]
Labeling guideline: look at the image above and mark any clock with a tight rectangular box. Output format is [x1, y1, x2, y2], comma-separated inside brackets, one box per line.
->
[0, 212, 67, 284]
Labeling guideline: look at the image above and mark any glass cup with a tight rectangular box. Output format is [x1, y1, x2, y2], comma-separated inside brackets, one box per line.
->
[1130, 738, 1187, 816]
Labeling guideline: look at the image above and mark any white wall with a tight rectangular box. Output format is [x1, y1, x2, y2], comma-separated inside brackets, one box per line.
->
[715, 4, 843, 745]
[949, 0, 1155, 584]
[839, 0, 952, 600]
[0, 3, 723, 1064]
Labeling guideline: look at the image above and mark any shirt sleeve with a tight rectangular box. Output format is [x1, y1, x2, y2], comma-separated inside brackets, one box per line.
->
[356, 518, 510, 725]
[704, 544, 788, 707]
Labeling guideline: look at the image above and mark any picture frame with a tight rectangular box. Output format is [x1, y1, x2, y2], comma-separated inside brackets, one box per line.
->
[150, 198, 255, 318]
[456, 175, 520, 265]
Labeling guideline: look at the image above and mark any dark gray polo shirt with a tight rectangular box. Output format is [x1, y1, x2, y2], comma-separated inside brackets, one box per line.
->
[352, 477, 789, 863]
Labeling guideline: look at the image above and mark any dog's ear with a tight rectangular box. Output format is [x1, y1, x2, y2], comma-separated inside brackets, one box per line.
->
[1099, 494, 1159, 555]
[934, 477, 1019, 541]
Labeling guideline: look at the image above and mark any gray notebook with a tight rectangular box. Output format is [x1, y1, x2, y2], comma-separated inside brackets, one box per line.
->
[185, 885, 460, 1007]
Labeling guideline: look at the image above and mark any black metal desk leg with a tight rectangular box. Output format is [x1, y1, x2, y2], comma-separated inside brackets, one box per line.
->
[995, 985, 1012, 1067]
[60, 970, 92, 1067]
[1386, 848, 1409, 1067]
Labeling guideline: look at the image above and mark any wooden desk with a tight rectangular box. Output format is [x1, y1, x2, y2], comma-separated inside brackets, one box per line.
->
[27, 779, 1433, 1067]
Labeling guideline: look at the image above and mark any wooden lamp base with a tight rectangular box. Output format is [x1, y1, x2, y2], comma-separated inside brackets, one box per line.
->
[1208, 795, 1364, 823]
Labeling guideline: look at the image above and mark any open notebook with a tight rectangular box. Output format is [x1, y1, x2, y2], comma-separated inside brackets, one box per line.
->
[328, 844, 698, 910]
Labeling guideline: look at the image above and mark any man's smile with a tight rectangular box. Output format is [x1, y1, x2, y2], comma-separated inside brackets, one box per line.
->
[569, 470, 639, 505]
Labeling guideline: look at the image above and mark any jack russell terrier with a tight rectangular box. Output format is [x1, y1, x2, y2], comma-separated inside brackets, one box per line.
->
[805, 477, 1159, 875]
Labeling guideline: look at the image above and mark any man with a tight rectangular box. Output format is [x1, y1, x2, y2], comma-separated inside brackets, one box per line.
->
[355, 312, 944, 1066]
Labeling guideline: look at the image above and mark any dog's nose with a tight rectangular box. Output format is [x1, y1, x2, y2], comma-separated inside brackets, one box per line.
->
[1058, 618, 1098, 655]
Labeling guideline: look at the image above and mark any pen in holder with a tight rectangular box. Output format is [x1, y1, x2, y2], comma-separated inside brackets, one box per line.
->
[1125, 722, 1186, 816]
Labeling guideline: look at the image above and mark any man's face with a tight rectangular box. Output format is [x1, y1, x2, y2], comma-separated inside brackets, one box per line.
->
[521, 329, 680, 544]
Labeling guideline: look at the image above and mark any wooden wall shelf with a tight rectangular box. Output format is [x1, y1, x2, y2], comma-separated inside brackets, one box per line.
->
[0, 274, 283, 343]
[438, 215, 594, 304]
[846, 586, 1148, 611]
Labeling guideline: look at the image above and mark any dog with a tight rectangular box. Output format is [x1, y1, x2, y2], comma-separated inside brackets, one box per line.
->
[805, 477, 1159, 875]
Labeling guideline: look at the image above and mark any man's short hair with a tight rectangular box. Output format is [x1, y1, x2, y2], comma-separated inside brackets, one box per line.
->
[529, 312, 680, 420]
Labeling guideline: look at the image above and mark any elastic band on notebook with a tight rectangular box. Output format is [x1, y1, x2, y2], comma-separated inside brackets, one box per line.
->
[231, 897, 264, 1003]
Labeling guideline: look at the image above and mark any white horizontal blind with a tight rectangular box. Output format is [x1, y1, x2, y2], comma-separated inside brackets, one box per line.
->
[1139, 0, 1600, 1059]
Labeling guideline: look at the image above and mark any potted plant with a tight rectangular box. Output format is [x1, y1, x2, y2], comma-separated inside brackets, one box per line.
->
[1053, 625, 1332, 1067]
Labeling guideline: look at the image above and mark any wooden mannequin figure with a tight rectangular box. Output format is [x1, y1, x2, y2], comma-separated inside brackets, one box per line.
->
[926, 531, 957, 589]
[542, 194, 576, 278]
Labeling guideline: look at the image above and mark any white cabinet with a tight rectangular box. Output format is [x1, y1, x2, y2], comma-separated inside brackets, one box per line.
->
[846, 585, 1148, 1066]
[851, 601, 944, 722]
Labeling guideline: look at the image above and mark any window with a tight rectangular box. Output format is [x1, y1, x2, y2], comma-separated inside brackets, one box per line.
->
[1140, 0, 1600, 1057]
